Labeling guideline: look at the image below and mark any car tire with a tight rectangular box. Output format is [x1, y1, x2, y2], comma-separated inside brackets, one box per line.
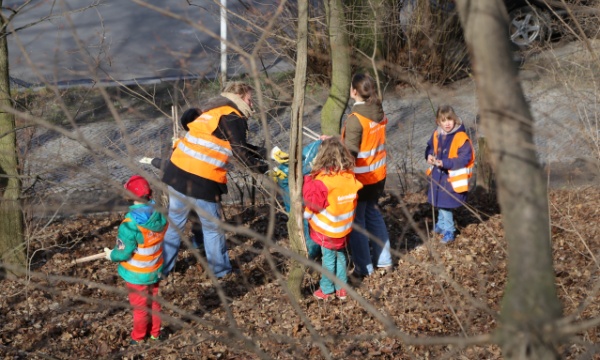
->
[508, 6, 552, 47]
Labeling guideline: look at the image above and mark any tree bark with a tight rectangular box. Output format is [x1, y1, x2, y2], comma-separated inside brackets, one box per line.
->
[320, 0, 350, 136]
[286, 0, 309, 300]
[0, 0, 26, 272]
[455, 0, 562, 359]
[476, 137, 495, 194]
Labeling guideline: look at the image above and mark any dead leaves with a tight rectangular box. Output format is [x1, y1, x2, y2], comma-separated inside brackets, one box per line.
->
[1, 189, 599, 358]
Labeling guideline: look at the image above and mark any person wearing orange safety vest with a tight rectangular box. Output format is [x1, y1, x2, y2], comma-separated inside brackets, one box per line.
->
[141, 108, 205, 264]
[161, 82, 268, 279]
[104, 175, 168, 344]
[303, 137, 363, 300]
[425, 105, 474, 244]
[341, 73, 392, 278]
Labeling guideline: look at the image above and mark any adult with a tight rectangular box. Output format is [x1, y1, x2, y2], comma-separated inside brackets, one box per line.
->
[161, 82, 268, 279]
[341, 73, 392, 277]
[143, 108, 204, 251]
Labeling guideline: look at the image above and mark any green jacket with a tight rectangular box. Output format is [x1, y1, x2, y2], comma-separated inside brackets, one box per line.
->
[109, 202, 168, 285]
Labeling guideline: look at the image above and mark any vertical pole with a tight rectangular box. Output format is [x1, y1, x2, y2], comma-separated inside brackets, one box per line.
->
[220, 0, 227, 85]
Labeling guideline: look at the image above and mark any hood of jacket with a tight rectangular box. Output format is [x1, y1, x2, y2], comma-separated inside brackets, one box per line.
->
[127, 202, 167, 232]
[200, 95, 251, 118]
[437, 123, 466, 136]
[351, 101, 385, 123]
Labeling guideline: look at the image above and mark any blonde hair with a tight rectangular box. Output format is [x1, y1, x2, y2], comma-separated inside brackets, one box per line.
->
[222, 81, 254, 97]
[311, 137, 355, 175]
[436, 104, 462, 126]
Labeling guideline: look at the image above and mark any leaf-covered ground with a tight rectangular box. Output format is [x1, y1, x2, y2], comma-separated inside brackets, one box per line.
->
[1, 187, 600, 359]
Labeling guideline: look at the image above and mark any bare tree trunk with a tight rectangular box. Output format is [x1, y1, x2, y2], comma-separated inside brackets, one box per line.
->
[455, 1, 562, 359]
[320, 0, 350, 136]
[0, 0, 26, 272]
[286, 0, 309, 300]
[476, 137, 494, 194]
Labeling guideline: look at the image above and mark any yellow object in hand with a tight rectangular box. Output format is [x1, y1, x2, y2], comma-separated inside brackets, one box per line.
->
[268, 167, 287, 183]
[270, 146, 289, 164]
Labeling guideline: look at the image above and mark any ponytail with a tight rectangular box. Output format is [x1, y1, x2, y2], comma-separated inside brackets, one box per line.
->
[351, 73, 381, 107]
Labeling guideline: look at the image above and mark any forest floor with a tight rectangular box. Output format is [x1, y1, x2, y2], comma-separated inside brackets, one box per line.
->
[1, 186, 600, 359]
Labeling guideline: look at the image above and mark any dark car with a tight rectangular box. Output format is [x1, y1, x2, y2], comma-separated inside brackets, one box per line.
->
[422, 0, 584, 47]
[505, 0, 564, 47]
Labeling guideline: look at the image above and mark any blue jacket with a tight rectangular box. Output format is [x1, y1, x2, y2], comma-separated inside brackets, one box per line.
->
[425, 124, 473, 209]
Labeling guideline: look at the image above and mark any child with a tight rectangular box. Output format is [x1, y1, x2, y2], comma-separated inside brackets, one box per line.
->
[303, 137, 363, 300]
[270, 141, 323, 260]
[425, 105, 475, 243]
[104, 175, 169, 344]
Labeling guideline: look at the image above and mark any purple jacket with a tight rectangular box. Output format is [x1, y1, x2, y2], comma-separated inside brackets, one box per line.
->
[425, 124, 473, 209]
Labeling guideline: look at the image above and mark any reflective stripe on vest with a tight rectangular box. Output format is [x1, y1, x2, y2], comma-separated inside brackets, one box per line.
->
[355, 157, 386, 174]
[305, 171, 363, 238]
[170, 106, 240, 184]
[119, 218, 168, 274]
[428, 130, 475, 193]
[304, 210, 354, 234]
[176, 139, 230, 169]
[342, 112, 387, 185]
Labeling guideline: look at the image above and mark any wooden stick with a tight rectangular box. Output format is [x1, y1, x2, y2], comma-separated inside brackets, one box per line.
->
[171, 106, 179, 140]
[174, 106, 179, 137]
[72, 252, 105, 264]
[302, 126, 320, 138]
[302, 130, 319, 141]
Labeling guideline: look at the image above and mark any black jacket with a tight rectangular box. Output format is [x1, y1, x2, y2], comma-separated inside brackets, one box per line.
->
[162, 96, 267, 202]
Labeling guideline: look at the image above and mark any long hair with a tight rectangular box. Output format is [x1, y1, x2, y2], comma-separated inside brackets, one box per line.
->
[436, 104, 462, 125]
[311, 137, 355, 175]
[351, 73, 381, 107]
[222, 81, 254, 97]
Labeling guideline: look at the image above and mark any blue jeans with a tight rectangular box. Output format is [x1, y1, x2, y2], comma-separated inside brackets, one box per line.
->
[437, 208, 455, 234]
[320, 247, 347, 294]
[349, 200, 392, 276]
[162, 186, 232, 278]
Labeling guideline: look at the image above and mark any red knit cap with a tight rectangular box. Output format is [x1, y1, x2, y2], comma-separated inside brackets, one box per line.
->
[124, 175, 151, 198]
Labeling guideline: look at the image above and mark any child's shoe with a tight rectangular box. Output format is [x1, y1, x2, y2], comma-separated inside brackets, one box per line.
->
[150, 334, 164, 342]
[335, 288, 347, 300]
[130, 339, 142, 346]
[441, 231, 455, 244]
[313, 288, 332, 300]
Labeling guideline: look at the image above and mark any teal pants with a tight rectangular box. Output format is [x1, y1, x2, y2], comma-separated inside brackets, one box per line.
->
[320, 247, 347, 294]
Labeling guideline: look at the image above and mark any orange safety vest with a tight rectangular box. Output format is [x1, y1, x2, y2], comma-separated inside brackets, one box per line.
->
[428, 130, 475, 193]
[342, 112, 387, 185]
[170, 106, 241, 184]
[119, 218, 168, 274]
[303, 171, 363, 238]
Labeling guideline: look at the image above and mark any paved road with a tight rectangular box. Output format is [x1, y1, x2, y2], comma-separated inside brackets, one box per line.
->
[6, 0, 286, 87]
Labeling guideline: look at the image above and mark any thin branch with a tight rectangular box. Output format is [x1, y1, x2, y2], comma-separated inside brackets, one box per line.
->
[557, 316, 600, 337]
[0, 123, 34, 140]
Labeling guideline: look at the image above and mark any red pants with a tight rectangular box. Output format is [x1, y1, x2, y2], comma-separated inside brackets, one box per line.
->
[126, 282, 161, 341]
